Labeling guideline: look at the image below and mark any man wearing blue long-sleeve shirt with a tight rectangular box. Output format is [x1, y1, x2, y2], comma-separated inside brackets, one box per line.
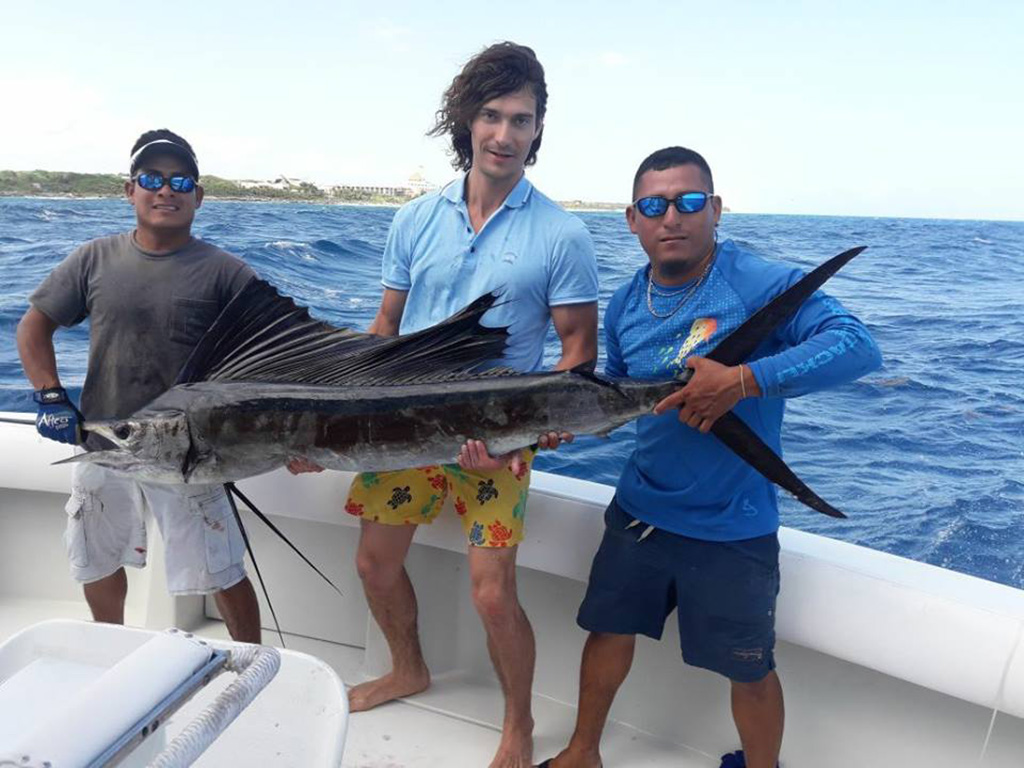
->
[541, 147, 882, 768]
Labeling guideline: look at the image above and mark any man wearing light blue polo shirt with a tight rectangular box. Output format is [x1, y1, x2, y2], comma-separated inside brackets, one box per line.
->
[380, 172, 595, 370]
[346, 42, 598, 768]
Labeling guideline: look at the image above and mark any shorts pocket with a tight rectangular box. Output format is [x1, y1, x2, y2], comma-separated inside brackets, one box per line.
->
[190, 491, 234, 574]
[604, 497, 624, 527]
[603, 498, 637, 540]
[169, 296, 219, 347]
[63, 493, 90, 568]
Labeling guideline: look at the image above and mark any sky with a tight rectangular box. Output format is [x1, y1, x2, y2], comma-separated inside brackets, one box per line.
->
[1, 1, 1021, 220]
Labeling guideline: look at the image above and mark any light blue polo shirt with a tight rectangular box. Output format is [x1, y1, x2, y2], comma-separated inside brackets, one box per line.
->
[381, 173, 599, 372]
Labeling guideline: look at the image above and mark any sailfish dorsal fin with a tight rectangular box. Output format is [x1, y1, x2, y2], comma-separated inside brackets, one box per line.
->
[176, 278, 510, 387]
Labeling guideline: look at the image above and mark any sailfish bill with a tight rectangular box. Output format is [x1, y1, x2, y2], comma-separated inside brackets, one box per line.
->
[59, 246, 869, 520]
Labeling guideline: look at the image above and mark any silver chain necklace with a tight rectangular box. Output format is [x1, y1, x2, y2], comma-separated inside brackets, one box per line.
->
[646, 250, 716, 319]
[648, 279, 692, 298]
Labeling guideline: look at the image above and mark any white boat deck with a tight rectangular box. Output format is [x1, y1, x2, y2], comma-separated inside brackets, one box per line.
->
[4, 591, 1024, 767]
[0, 598, 700, 767]
[2, 417, 1024, 766]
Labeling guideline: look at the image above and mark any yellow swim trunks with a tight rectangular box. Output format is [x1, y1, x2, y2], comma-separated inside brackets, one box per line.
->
[344, 452, 535, 548]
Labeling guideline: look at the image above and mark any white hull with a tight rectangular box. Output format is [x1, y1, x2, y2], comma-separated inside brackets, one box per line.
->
[1, 413, 1023, 766]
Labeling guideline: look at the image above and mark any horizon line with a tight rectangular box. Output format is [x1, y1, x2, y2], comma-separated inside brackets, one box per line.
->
[1, 169, 1022, 224]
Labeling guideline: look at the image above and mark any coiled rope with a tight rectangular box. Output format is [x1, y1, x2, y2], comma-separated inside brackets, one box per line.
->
[148, 644, 281, 768]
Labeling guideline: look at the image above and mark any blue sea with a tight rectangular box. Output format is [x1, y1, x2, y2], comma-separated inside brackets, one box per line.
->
[1, 197, 1022, 588]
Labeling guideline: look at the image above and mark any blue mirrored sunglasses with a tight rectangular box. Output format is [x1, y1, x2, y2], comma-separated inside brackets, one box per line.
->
[634, 192, 714, 218]
[134, 172, 197, 193]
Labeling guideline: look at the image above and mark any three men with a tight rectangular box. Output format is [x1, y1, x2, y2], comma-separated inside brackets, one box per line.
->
[18, 130, 262, 643]
[341, 41, 599, 768]
[16, 60, 883, 768]
[540, 147, 882, 768]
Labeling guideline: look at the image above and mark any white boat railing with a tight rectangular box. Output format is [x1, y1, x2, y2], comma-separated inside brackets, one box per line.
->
[2, 412, 1023, 764]
[149, 639, 281, 768]
[0, 620, 344, 768]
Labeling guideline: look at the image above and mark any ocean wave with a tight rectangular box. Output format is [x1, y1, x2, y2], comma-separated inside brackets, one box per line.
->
[1, 198, 1022, 588]
[265, 239, 309, 250]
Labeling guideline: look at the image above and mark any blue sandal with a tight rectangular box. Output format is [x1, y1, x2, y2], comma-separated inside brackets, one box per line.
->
[719, 750, 779, 768]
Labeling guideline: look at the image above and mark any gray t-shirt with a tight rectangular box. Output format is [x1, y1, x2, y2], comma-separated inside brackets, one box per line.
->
[30, 232, 255, 421]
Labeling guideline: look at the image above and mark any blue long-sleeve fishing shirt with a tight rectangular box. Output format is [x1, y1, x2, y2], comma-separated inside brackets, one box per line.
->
[606, 238, 883, 541]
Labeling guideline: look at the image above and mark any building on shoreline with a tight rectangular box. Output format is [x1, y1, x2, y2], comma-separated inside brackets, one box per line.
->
[328, 168, 437, 200]
[237, 175, 310, 191]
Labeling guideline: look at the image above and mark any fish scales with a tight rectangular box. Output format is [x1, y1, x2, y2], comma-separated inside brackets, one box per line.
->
[132, 375, 677, 484]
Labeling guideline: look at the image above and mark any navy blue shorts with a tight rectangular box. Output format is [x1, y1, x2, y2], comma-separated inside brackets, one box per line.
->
[577, 497, 780, 683]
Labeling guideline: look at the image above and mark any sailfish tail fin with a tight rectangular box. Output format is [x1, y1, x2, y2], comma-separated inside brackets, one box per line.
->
[694, 246, 869, 518]
[711, 412, 846, 518]
[706, 245, 867, 366]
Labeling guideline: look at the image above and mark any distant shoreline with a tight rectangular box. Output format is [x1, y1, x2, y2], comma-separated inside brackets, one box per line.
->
[0, 170, 629, 212]
[5, 176, 1021, 222]
[0, 190, 630, 213]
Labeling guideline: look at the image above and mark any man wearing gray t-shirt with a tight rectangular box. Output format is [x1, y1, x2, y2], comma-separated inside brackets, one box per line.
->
[16, 129, 262, 642]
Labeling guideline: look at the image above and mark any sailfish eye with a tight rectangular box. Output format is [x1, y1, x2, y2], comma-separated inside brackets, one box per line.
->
[113, 424, 133, 440]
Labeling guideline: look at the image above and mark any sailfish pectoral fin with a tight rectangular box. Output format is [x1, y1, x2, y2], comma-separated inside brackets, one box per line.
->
[710, 411, 846, 519]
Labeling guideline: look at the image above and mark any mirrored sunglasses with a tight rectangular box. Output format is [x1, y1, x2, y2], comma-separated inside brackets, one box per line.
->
[634, 192, 714, 218]
[134, 172, 197, 193]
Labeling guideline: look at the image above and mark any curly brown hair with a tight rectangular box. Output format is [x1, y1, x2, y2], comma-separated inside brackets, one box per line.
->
[429, 42, 548, 171]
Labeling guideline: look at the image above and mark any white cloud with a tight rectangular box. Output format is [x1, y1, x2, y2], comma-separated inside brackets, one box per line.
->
[359, 18, 414, 51]
[600, 51, 627, 68]
[0, 75, 132, 173]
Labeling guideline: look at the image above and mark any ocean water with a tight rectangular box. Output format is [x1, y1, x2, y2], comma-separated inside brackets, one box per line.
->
[2, 197, 1023, 588]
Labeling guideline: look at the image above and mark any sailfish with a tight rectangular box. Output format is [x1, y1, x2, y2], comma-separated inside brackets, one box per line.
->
[60, 247, 868, 520]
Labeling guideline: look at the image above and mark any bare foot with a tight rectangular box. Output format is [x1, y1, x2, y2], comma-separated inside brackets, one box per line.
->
[489, 719, 534, 768]
[348, 668, 430, 712]
[544, 745, 602, 768]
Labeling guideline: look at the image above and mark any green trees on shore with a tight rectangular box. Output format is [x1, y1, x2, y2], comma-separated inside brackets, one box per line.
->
[0, 170, 405, 205]
[0, 170, 627, 210]
[0, 170, 126, 197]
